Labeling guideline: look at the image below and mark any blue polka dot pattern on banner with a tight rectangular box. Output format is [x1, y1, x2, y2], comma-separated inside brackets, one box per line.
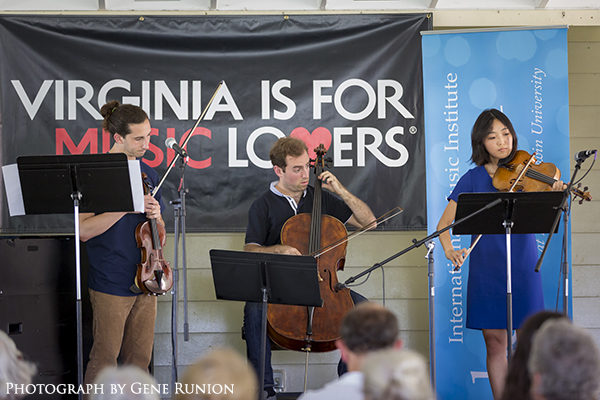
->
[534, 29, 558, 41]
[469, 78, 497, 109]
[444, 36, 471, 67]
[423, 34, 441, 58]
[546, 48, 568, 78]
[496, 30, 537, 61]
[556, 104, 570, 137]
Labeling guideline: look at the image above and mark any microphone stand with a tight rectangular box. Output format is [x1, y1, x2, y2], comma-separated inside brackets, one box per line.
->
[424, 239, 436, 391]
[170, 155, 189, 389]
[150, 81, 223, 389]
[336, 197, 503, 388]
[535, 157, 584, 315]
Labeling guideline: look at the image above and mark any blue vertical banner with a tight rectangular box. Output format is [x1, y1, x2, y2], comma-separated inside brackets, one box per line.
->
[422, 27, 571, 399]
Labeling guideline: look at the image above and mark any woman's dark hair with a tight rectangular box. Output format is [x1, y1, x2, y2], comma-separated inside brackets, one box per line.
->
[500, 311, 568, 400]
[100, 100, 149, 137]
[470, 108, 518, 166]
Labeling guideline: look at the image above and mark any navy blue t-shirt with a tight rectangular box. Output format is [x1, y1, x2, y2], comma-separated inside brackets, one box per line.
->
[86, 160, 164, 297]
[245, 182, 353, 247]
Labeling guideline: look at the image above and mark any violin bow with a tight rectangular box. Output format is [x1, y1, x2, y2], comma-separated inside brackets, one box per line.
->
[455, 152, 537, 271]
[151, 81, 225, 198]
[310, 206, 403, 258]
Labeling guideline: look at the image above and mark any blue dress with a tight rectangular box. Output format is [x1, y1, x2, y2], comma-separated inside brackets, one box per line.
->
[449, 166, 544, 330]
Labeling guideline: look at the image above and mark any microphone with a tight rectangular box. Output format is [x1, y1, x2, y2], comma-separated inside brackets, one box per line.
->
[165, 137, 188, 158]
[574, 149, 596, 162]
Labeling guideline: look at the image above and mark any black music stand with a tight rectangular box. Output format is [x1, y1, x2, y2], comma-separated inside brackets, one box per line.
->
[209, 249, 322, 397]
[453, 191, 563, 360]
[4, 153, 140, 397]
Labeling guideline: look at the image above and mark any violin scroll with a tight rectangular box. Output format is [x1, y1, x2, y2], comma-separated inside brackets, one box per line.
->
[573, 183, 592, 204]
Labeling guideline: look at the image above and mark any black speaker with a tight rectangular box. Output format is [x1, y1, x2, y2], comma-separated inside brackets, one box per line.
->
[0, 237, 92, 399]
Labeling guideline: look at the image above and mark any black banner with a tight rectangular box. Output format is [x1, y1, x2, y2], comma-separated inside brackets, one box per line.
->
[0, 14, 431, 234]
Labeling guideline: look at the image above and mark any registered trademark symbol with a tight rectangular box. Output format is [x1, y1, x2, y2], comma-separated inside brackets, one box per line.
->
[409, 126, 417, 134]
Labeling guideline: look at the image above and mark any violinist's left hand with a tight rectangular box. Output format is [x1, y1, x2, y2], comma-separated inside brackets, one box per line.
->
[144, 194, 161, 220]
[552, 180, 568, 191]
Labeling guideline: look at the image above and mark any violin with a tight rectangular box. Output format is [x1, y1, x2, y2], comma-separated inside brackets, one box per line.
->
[493, 150, 592, 203]
[266, 144, 354, 353]
[457, 150, 592, 271]
[134, 173, 174, 295]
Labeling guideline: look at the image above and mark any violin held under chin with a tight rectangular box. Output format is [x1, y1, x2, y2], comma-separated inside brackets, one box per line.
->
[492, 150, 591, 202]
[454, 150, 592, 271]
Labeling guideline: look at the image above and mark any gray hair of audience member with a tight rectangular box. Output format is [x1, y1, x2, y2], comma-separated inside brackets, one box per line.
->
[174, 348, 257, 400]
[339, 303, 399, 354]
[528, 318, 600, 400]
[0, 330, 37, 400]
[362, 349, 433, 400]
[90, 365, 160, 400]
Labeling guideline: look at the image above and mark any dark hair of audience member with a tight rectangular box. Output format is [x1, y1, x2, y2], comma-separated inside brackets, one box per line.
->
[500, 311, 567, 400]
[340, 303, 399, 354]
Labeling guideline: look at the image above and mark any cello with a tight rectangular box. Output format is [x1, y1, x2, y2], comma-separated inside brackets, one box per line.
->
[266, 144, 355, 353]
[134, 173, 174, 295]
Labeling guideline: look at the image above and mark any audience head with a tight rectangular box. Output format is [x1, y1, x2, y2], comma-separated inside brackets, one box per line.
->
[0, 330, 37, 400]
[91, 365, 160, 400]
[339, 302, 400, 354]
[174, 348, 257, 400]
[501, 311, 567, 400]
[528, 318, 600, 400]
[362, 349, 433, 400]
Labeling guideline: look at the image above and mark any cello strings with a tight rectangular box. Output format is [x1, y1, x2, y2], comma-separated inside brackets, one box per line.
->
[310, 208, 403, 258]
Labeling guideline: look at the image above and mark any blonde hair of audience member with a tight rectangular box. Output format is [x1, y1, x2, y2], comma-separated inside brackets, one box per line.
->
[174, 348, 257, 400]
[0, 330, 37, 400]
[362, 349, 433, 400]
[90, 365, 160, 400]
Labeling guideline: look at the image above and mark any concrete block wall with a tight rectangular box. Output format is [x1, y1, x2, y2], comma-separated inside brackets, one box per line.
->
[569, 26, 600, 342]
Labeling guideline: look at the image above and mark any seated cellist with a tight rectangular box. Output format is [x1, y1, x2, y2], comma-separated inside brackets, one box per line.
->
[243, 137, 375, 400]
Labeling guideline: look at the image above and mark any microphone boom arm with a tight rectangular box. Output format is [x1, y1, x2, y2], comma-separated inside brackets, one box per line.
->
[151, 81, 224, 197]
[336, 197, 503, 290]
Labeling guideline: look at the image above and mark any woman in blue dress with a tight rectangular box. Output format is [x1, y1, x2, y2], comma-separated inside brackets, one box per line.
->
[436, 109, 565, 399]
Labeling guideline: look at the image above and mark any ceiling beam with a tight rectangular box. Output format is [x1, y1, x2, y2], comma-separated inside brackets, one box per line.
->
[320, 0, 327, 10]
[535, 0, 550, 8]
[210, 0, 217, 10]
[428, 0, 439, 9]
[98, 0, 106, 10]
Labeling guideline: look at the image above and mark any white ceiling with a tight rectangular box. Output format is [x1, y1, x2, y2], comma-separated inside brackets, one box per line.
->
[0, 0, 599, 12]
